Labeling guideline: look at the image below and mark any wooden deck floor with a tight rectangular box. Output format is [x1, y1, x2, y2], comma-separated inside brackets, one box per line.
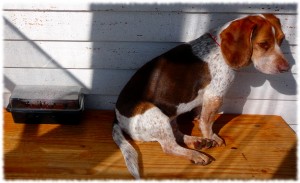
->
[3, 109, 297, 180]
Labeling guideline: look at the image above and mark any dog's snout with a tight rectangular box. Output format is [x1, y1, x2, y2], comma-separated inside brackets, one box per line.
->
[278, 60, 290, 73]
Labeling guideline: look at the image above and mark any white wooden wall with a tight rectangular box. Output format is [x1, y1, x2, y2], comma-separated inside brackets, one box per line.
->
[2, 2, 298, 131]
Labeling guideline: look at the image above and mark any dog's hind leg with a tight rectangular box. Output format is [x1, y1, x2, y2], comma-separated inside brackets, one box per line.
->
[159, 138, 213, 165]
[117, 104, 213, 165]
[136, 107, 213, 165]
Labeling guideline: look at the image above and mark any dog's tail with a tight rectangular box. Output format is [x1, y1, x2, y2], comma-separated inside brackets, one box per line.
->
[112, 119, 140, 179]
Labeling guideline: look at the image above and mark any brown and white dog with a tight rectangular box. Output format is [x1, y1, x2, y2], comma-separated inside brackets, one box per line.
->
[112, 14, 289, 179]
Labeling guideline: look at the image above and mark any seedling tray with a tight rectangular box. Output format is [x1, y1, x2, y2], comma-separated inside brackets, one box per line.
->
[7, 85, 84, 124]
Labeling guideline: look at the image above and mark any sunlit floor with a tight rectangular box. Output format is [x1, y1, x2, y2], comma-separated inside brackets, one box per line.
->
[3, 109, 296, 180]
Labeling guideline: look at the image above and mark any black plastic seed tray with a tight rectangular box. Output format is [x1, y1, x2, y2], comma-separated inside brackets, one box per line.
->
[6, 85, 84, 124]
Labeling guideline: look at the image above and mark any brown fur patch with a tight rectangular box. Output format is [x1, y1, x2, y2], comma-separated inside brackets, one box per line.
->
[116, 44, 211, 117]
[220, 18, 256, 69]
[262, 14, 285, 45]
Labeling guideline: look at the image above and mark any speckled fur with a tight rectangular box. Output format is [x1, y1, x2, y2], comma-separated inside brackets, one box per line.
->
[189, 31, 235, 143]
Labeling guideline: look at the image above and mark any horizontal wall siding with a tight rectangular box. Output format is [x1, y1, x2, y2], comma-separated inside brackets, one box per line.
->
[2, 2, 297, 13]
[3, 41, 297, 71]
[3, 68, 297, 99]
[3, 12, 297, 43]
[3, 3, 297, 130]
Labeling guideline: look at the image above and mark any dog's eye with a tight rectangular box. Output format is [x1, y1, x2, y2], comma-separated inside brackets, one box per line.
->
[258, 41, 270, 50]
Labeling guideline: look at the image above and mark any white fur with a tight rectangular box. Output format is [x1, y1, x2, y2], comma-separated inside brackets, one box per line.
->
[112, 124, 140, 179]
[205, 54, 235, 98]
[116, 108, 173, 142]
[191, 26, 236, 99]
[114, 107, 174, 179]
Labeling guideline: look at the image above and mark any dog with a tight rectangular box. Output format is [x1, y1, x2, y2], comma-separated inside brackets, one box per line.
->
[112, 14, 289, 179]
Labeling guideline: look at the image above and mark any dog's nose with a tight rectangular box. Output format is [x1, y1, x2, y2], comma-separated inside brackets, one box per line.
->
[278, 61, 290, 73]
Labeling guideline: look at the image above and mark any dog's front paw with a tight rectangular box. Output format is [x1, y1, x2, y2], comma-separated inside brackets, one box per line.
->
[184, 136, 215, 150]
[191, 151, 214, 165]
[212, 133, 225, 147]
[193, 138, 216, 150]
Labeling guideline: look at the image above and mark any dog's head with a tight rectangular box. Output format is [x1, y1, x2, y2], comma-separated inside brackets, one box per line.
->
[220, 14, 289, 74]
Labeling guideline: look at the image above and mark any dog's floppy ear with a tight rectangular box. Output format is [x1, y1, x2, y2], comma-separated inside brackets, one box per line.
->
[262, 14, 285, 45]
[220, 18, 257, 69]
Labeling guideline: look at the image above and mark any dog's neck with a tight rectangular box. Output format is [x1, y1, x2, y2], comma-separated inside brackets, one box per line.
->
[189, 28, 222, 64]
[189, 26, 236, 97]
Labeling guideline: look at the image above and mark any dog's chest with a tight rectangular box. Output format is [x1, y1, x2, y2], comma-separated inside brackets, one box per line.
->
[175, 61, 235, 115]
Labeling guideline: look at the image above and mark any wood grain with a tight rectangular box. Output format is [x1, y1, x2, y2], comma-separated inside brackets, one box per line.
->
[3, 109, 296, 180]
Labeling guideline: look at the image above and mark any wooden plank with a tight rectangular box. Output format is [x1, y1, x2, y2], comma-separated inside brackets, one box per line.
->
[3, 12, 297, 43]
[4, 68, 297, 100]
[3, 41, 297, 72]
[3, 2, 297, 14]
[3, 109, 296, 179]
